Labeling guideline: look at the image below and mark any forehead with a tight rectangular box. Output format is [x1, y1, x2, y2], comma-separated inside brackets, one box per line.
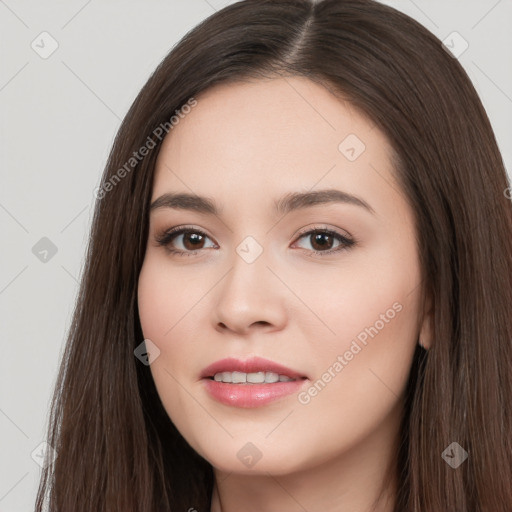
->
[151, 77, 401, 216]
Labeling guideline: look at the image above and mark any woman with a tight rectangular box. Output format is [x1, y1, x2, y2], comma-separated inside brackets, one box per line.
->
[35, 0, 512, 510]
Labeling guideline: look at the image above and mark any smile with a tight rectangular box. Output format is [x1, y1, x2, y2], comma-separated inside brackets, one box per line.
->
[211, 371, 298, 383]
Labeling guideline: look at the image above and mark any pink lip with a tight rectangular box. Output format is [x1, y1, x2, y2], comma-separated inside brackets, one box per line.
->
[200, 356, 307, 380]
[200, 356, 308, 408]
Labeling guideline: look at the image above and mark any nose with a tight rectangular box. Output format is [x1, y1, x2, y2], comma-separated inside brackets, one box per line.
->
[212, 245, 288, 336]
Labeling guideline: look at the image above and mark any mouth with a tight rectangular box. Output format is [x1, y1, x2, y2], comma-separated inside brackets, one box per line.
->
[200, 356, 309, 408]
[200, 356, 308, 382]
[206, 371, 307, 384]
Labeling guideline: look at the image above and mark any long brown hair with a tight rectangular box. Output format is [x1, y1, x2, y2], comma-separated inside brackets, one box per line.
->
[35, 0, 512, 510]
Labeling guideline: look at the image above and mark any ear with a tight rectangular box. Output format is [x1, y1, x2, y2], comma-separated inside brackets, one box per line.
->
[418, 291, 433, 350]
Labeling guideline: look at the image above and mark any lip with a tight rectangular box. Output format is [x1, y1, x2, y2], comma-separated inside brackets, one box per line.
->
[200, 356, 308, 408]
[200, 356, 307, 380]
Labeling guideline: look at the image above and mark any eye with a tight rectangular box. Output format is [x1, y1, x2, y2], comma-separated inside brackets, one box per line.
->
[292, 225, 355, 256]
[155, 226, 217, 257]
[155, 224, 355, 258]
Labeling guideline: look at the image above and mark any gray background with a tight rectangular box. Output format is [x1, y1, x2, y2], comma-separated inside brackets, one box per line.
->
[0, 1, 511, 509]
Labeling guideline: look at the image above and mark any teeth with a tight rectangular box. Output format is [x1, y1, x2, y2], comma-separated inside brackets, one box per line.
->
[247, 371, 265, 383]
[212, 371, 296, 384]
[233, 371, 246, 383]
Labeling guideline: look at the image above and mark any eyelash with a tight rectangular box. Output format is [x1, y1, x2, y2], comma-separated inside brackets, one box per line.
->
[155, 224, 355, 258]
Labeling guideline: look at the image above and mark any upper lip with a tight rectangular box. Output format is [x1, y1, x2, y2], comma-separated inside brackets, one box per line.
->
[200, 356, 307, 380]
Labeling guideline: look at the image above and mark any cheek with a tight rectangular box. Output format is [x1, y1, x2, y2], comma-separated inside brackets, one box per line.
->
[137, 258, 205, 401]
[302, 236, 421, 356]
[298, 244, 422, 424]
[137, 256, 198, 340]
[138, 263, 167, 341]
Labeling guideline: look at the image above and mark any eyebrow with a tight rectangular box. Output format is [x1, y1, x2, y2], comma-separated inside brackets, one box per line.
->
[150, 189, 375, 216]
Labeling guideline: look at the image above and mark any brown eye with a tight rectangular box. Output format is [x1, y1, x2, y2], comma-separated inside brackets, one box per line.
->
[156, 227, 216, 256]
[181, 232, 206, 250]
[294, 227, 355, 256]
[309, 232, 336, 251]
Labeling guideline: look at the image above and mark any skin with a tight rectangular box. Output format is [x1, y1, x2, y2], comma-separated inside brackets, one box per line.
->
[137, 76, 432, 512]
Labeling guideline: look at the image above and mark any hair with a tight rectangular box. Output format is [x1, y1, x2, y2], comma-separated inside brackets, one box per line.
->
[35, 0, 512, 510]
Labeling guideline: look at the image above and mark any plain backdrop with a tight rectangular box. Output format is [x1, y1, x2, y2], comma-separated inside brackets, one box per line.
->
[0, 0, 511, 509]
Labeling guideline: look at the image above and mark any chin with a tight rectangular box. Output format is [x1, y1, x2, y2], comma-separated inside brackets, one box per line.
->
[197, 441, 310, 476]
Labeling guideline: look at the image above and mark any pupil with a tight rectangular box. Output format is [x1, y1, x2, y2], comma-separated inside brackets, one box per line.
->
[313, 233, 332, 250]
[185, 233, 203, 249]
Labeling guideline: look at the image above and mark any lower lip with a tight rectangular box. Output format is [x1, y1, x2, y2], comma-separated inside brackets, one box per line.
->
[202, 378, 307, 408]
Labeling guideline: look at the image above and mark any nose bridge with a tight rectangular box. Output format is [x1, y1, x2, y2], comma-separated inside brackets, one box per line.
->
[221, 233, 271, 305]
[213, 233, 286, 332]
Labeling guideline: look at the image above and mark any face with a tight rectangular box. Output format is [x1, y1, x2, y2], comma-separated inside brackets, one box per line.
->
[137, 76, 431, 476]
